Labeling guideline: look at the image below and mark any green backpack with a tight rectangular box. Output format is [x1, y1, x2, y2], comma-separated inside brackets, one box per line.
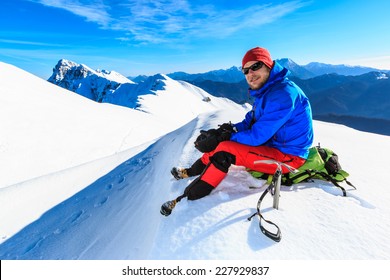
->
[247, 145, 356, 242]
[249, 145, 356, 196]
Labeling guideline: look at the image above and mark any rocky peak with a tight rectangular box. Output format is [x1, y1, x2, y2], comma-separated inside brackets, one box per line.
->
[47, 59, 127, 102]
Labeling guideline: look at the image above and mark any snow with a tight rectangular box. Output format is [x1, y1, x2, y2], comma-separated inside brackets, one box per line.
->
[1, 61, 390, 263]
[376, 72, 389, 79]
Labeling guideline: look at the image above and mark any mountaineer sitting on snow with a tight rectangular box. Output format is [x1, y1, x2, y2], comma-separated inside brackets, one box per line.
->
[171, 47, 314, 201]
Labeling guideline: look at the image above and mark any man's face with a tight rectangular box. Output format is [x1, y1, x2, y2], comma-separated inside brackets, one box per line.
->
[243, 60, 271, 90]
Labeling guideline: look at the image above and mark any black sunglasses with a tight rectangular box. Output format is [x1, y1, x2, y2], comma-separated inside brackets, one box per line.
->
[242, 61, 264, 75]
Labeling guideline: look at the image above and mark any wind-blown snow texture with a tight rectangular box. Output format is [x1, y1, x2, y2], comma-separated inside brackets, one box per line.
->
[1, 61, 390, 260]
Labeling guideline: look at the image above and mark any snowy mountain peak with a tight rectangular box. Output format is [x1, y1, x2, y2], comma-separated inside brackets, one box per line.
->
[52, 59, 133, 84]
[276, 58, 316, 79]
[277, 57, 297, 66]
[48, 59, 134, 103]
[50, 59, 90, 81]
[141, 73, 170, 91]
[376, 72, 389, 80]
[57, 58, 80, 68]
[96, 69, 134, 84]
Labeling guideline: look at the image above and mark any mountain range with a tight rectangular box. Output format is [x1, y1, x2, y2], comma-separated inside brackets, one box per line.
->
[165, 58, 387, 82]
[48, 59, 390, 135]
[290, 72, 390, 133]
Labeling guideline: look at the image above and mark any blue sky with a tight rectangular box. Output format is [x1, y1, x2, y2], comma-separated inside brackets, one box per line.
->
[1, 0, 390, 79]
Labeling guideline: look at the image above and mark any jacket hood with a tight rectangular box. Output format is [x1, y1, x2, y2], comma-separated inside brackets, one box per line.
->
[249, 61, 290, 97]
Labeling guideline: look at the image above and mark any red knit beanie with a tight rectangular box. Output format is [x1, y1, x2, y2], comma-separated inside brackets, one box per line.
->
[242, 47, 274, 69]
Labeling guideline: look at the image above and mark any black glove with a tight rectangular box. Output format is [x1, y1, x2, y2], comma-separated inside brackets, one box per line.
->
[216, 122, 235, 142]
[194, 129, 220, 153]
[194, 123, 235, 153]
[218, 122, 235, 132]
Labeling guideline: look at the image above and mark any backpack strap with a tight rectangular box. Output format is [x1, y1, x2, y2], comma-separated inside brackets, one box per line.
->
[314, 171, 347, 196]
[284, 169, 351, 197]
[335, 171, 357, 190]
[345, 179, 356, 189]
[283, 169, 316, 186]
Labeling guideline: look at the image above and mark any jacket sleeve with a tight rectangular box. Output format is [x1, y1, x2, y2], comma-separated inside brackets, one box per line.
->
[230, 88, 297, 146]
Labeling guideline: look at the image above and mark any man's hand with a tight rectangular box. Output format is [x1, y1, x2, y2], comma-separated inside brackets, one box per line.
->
[217, 122, 235, 141]
[194, 129, 220, 153]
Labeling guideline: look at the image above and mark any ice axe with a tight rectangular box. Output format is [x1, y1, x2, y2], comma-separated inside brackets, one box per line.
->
[247, 160, 298, 242]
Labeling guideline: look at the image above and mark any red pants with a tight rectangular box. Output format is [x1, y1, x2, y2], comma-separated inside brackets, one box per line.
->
[200, 141, 306, 188]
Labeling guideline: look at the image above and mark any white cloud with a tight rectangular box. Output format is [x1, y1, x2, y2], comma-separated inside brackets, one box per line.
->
[188, 2, 309, 38]
[31, 0, 112, 26]
[30, 0, 308, 44]
[0, 39, 65, 47]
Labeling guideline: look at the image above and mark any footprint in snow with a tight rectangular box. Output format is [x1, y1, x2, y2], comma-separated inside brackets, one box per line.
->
[94, 197, 108, 208]
[117, 176, 128, 190]
[23, 237, 44, 254]
[70, 210, 84, 224]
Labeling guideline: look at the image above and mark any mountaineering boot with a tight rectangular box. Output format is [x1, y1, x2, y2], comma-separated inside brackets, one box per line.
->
[171, 167, 189, 180]
[171, 159, 207, 180]
[160, 199, 177, 216]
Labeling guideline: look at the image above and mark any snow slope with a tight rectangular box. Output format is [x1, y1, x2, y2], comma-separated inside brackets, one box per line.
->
[1, 62, 390, 260]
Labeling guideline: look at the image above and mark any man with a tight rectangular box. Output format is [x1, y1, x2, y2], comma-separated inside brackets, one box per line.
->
[172, 47, 314, 200]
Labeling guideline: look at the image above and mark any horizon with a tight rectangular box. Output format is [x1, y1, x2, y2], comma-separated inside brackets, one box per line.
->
[1, 0, 390, 79]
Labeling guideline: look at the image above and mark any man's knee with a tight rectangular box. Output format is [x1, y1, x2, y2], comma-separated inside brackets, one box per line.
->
[210, 151, 236, 173]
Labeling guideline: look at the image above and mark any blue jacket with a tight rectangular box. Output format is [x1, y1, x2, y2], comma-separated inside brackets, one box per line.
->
[230, 61, 313, 159]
